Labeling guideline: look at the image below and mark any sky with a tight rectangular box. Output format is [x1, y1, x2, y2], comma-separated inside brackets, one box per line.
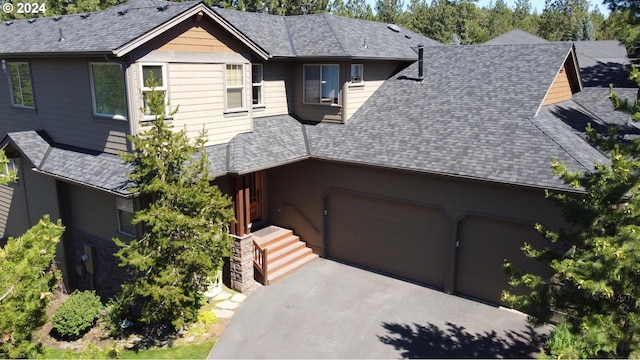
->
[474, 0, 611, 15]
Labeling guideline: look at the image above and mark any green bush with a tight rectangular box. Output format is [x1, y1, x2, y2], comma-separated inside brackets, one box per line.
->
[52, 290, 103, 339]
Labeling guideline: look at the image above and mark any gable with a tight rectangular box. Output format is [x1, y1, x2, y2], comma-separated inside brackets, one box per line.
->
[541, 50, 582, 107]
[139, 17, 248, 54]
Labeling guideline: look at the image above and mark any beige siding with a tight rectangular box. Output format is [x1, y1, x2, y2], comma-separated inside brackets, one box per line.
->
[130, 60, 252, 146]
[345, 62, 398, 120]
[253, 62, 294, 118]
[0, 58, 130, 154]
[542, 63, 573, 106]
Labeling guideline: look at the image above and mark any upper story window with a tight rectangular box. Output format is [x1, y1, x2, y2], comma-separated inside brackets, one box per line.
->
[226, 64, 245, 111]
[304, 64, 339, 105]
[252, 64, 263, 107]
[140, 64, 168, 117]
[7, 62, 35, 108]
[90, 63, 127, 120]
[350, 64, 363, 85]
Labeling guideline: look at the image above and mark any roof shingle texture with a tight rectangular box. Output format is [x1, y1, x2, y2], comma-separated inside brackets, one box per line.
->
[0, 0, 196, 55]
[305, 43, 606, 190]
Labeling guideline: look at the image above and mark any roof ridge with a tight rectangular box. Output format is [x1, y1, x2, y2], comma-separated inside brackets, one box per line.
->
[322, 13, 348, 56]
[283, 16, 297, 56]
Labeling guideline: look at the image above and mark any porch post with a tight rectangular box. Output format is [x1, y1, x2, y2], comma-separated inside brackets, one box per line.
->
[230, 233, 255, 293]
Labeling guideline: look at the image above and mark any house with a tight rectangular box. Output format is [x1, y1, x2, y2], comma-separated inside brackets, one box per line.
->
[0, 2, 631, 306]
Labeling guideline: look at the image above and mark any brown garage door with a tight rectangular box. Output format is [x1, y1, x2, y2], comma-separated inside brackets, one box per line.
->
[456, 216, 553, 305]
[326, 191, 450, 289]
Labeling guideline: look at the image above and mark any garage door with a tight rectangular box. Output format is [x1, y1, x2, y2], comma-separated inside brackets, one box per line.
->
[326, 191, 450, 289]
[456, 216, 553, 305]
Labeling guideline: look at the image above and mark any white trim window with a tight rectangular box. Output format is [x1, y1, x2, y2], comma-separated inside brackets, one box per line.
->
[226, 64, 245, 111]
[7, 62, 35, 108]
[116, 197, 136, 236]
[350, 64, 363, 85]
[90, 63, 127, 120]
[252, 64, 263, 106]
[304, 64, 339, 105]
[140, 63, 168, 117]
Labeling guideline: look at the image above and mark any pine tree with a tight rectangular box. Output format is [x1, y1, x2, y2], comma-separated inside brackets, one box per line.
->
[113, 75, 235, 331]
[503, 67, 640, 358]
[0, 150, 64, 358]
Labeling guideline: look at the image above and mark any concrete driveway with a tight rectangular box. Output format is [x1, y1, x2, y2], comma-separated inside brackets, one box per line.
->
[209, 258, 551, 359]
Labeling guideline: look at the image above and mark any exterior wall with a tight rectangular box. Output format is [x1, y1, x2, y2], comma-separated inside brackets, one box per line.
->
[0, 58, 130, 154]
[129, 17, 253, 146]
[266, 159, 568, 295]
[542, 62, 574, 106]
[345, 61, 399, 120]
[58, 182, 135, 297]
[253, 62, 294, 118]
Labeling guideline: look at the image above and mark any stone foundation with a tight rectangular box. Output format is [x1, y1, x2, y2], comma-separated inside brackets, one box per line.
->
[230, 233, 255, 292]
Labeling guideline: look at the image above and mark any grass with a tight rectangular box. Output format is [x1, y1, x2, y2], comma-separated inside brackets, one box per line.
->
[40, 340, 215, 359]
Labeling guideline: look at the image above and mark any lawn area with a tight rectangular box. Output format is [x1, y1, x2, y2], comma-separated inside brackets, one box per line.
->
[41, 340, 215, 359]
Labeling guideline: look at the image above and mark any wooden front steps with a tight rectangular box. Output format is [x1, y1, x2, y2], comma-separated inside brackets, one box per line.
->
[252, 226, 318, 285]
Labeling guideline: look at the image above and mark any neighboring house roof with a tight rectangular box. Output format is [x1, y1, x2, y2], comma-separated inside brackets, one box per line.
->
[0, 131, 133, 196]
[483, 30, 633, 88]
[207, 8, 442, 59]
[482, 29, 548, 45]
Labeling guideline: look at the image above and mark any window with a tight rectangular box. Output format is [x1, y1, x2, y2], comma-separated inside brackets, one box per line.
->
[252, 64, 263, 106]
[350, 64, 363, 85]
[140, 64, 167, 117]
[226, 64, 245, 111]
[304, 64, 339, 105]
[90, 63, 127, 120]
[116, 197, 136, 236]
[7, 62, 35, 108]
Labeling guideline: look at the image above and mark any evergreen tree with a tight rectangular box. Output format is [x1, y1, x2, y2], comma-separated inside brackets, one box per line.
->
[0, 151, 64, 358]
[375, 0, 404, 23]
[503, 68, 640, 358]
[113, 76, 235, 331]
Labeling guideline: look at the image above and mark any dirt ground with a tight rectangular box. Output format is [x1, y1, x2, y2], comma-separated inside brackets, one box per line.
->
[32, 292, 229, 353]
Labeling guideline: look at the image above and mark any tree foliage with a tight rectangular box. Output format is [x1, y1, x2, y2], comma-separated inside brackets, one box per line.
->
[0, 215, 64, 358]
[503, 68, 640, 358]
[113, 76, 235, 331]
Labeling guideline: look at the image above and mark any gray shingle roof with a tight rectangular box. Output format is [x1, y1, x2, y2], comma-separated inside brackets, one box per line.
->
[574, 41, 633, 88]
[1, 130, 133, 195]
[213, 9, 441, 59]
[226, 115, 308, 173]
[303, 43, 606, 190]
[0, 0, 197, 55]
[482, 29, 548, 45]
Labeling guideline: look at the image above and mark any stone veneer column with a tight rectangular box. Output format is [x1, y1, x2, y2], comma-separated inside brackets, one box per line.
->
[230, 233, 255, 292]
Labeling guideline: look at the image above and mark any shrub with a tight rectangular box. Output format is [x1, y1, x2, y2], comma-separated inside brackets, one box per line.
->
[52, 290, 103, 339]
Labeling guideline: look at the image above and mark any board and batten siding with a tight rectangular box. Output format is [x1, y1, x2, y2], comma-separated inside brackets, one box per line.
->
[542, 63, 574, 106]
[253, 62, 294, 118]
[0, 58, 130, 154]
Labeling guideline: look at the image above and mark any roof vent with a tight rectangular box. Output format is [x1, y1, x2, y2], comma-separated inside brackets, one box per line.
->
[4, 21, 13, 26]
[157, 5, 169, 11]
[80, 13, 90, 19]
[404, 34, 412, 39]
[117, 9, 128, 15]
[27, 18, 37, 23]
[53, 15, 62, 21]
[58, 28, 64, 41]
[387, 24, 400, 33]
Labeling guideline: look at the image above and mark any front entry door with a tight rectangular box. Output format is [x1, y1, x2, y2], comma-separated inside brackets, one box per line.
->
[246, 171, 263, 223]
